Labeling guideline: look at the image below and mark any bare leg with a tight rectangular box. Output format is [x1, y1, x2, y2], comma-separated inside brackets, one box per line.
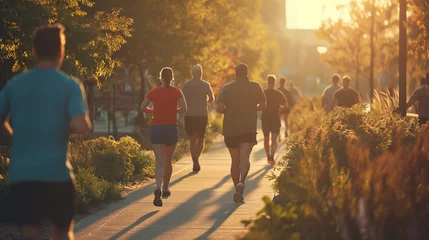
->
[228, 148, 240, 187]
[189, 134, 198, 159]
[20, 225, 42, 240]
[270, 133, 279, 158]
[238, 143, 253, 183]
[163, 144, 176, 190]
[51, 221, 75, 240]
[195, 135, 205, 159]
[152, 144, 166, 189]
[283, 114, 289, 137]
[263, 134, 270, 159]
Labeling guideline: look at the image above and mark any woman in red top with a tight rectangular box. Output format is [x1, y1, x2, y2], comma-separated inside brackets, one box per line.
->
[140, 67, 187, 207]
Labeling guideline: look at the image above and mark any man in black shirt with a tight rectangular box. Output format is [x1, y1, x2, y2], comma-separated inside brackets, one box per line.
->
[262, 75, 287, 165]
[332, 76, 361, 109]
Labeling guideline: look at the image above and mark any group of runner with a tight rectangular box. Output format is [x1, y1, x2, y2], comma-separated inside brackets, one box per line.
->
[3, 23, 429, 240]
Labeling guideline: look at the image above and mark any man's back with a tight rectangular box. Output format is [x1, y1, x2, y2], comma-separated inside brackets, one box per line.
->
[409, 86, 429, 118]
[262, 89, 286, 125]
[181, 78, 213, 116]
[322, 84, 341, 112]
[334, 88, 360, 108]
[278, 87, 293, 107]
[0, 68, 86, 183]
[218, 79, 265, 136]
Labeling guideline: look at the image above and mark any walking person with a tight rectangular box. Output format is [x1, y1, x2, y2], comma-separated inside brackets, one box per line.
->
[140, 67, 187, 207]
[321, 74, 341, 113]
[277, 77, 293, 138]
[217, 63, 266, 203]
[332, 76, 361, 109]
[405, 72, 429, 125]
[261, 75, 287, 165]
[181, 64, 215, 172]
[0, 24, 92, 240]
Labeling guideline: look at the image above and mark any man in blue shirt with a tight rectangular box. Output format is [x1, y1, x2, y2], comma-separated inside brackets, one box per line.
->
[0, 24, 91, 240]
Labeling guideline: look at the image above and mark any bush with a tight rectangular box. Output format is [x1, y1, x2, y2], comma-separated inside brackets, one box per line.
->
[75, 168, 122, 213]
[116, 136, 155, 176]
[242, 98, 424, 240]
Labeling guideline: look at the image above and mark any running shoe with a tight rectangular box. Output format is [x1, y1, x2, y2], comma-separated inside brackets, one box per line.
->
[162, 189, 171, 199]
[234, 183, 245, 203]
[193, 162, 201, 172]
[153, 189, 163, 207]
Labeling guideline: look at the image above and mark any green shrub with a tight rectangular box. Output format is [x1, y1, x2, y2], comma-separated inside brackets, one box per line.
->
[243, 98, 424, 240]
[92, 149, 134, 183]
[116, 136, 155, 176]
[75, 168, 122, 213]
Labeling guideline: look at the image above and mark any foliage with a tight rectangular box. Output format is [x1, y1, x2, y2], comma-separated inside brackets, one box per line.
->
[0, 0, 133, 84]
[94, 0, 280, 92]
[74, 168, 122, 212]
[316, 0, 400, 91]
[243, 98, 424, 239]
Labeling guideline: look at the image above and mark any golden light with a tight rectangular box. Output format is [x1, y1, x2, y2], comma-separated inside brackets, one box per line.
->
[317, 46, 328, 54]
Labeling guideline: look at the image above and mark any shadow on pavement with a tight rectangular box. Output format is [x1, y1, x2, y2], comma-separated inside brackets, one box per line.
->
[109, 211, 159, 240]
[127, 165, 271, 239]
[75, 171, 198, 231]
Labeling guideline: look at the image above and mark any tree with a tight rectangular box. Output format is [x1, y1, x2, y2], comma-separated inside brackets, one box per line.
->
[316, 0, 400, 95]
[0, 0, 133, 87]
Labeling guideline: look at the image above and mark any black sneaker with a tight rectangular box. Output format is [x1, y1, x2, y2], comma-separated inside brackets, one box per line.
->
[153, 189, 163, 207]
[162, 189, 171, 199]
[193, 162, 201, 172]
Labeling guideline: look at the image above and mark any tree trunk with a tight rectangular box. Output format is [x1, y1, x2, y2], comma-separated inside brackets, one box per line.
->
[138, 65, 147, 128]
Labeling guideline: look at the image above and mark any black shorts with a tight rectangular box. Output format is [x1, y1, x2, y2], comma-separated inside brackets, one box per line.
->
[280, 108, 291, 114]
[224, 132, 257, 149]
[10, 181, 76, 229]
[185, 116, 208, 137]
[419, 117, 428, 125]
[151, 124, 178, 146]
[262, 123, 281, 136]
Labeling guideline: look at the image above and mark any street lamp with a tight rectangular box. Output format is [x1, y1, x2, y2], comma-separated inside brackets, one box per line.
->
[317, 46, 328, 84]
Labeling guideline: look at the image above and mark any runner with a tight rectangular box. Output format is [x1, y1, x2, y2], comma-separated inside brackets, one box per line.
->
[0, 24, 92, 240]
[332, 76, 361, 109]
[181, 64, 215, 172]
[261, 75, 287, 165]
[321, 74, 341, 113]
[140, 67, 187, 207]
[406, 72, 429, 125]
[277, 77, 293, 138]
[217, 63, 266, 203]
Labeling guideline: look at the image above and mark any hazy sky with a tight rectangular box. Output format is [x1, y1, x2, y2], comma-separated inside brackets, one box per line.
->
[287, 0, 350, 29]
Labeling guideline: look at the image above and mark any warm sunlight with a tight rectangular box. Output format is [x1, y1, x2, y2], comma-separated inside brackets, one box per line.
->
[287, 0, 350, 29]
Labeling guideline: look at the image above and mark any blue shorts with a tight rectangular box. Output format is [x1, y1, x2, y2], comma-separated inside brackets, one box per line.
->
[151, 124, 178, 146]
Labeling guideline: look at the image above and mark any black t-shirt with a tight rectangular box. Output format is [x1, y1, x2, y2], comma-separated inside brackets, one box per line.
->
[261, 89, 287, 125]
[334, 88, 360, 108]
[278, 87, 294, 106]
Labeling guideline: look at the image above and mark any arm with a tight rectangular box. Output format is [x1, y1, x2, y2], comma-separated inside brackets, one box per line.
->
[406, 90, 419, 110]
[0, 84, 12, 135]
[217, 101, 225, 114]
[177, 97, 187, 113]
[140, 97, 154, 113]
[331, 98, 337, 110]
[207, 84, 215, 104]
[217, 87, 226, 114]
[69, 82, 92, 134]
[256, 83, 267, 111]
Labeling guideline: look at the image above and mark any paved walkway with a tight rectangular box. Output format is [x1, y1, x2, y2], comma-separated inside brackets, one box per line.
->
[75, 134, 284, 240]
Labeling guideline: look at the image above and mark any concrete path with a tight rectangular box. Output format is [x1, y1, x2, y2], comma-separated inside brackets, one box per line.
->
[75, 134, 284, 240]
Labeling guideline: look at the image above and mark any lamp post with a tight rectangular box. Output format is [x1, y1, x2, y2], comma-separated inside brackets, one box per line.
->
[399, 0, 407, 117]
[317, 46, 328, 84]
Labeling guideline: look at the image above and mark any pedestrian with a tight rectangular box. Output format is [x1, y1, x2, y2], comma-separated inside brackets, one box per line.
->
[277, 77, 293, 138]
[288, 81, 304, 106]
[0, 24, 92, 240]
[261, 75, 287, 165]
[405, 72, 429, 125]
[140, 67, 187, 207]
[181, 64, 215, 172]
[321, 74, 341, 113]
[332, 76, 361, 109]
[217, 63, 266, 203]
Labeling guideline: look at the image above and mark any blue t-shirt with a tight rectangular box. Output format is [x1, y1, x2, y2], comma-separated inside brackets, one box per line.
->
[0, 68, 87, 184]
